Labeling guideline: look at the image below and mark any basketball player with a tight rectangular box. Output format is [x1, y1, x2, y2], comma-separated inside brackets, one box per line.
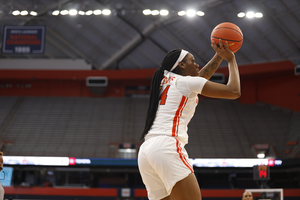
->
[138, 39, 240, 200]
[242, 191, 253, 200]
[0, 151, 4, 200]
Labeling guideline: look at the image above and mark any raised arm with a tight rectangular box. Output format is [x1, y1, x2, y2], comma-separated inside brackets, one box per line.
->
[199, 53, 223, 79]
[201, 39, 241, 100]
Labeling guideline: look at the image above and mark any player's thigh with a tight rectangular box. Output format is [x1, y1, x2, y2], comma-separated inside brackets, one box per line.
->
[169, 173, 202, 200]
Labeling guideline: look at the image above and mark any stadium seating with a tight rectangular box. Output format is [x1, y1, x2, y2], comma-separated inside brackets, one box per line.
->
[0, 96, 295, 158]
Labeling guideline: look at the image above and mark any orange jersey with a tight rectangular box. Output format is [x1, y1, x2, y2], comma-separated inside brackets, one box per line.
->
[146, 70, 208, 145]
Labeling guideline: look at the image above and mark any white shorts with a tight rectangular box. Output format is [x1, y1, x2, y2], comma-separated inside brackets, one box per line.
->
[138, 135, 194, 200]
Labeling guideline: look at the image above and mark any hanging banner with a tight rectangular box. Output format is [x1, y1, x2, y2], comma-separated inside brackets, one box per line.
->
[2, 26, 45, 54]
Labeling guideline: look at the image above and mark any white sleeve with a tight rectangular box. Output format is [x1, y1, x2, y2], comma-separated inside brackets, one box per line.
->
[176, 76, 208, 97]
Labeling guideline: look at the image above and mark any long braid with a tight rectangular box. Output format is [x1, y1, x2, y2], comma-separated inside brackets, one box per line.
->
[141, 49, 182, 140]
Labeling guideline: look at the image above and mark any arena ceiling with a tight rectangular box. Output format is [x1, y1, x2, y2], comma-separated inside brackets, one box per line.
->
[0, 0, 299, 70]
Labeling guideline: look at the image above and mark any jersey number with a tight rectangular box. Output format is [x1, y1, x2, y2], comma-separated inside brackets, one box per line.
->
[159, 85, 170, 105]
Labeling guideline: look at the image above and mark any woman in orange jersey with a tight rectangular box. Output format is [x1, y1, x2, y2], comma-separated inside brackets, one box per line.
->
[138, 39, 240, 200]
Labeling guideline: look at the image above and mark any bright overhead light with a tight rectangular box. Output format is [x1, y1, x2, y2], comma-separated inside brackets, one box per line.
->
[52, 10, 59, 16]
[12, 10, 20, 16]
[143, 9, 151, 15]
[102, 9, 111, 15]
[60, 10, 69, 15]
[186, 9, 196, 17]
[237, 12, 245, 18]
[196, 11, 205, 16]
[255, 12, 263, 18]
[151, 10, 159, 15]
[178, 10, 186, 16]
[78, 11, 85, 15]
[85, 10, 93, 15]
[30, 11, 38, 16]
[20, 10, 28, 16]
[160, 9, 169, 16]
[257, 153, 265, 159]
[246, 11, 255, 18]
[69, 9, 77, 16]
[93, 9, 102, 15]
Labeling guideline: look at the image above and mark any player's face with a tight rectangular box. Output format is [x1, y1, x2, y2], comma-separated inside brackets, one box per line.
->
[180, 53, 200, 76]
[242, 192, 253, 200]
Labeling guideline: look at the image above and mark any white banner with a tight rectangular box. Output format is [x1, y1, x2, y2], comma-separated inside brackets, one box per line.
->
[3, 156, 69, 166]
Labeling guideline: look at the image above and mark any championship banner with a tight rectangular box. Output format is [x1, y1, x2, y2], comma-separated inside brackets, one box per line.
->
[2, 26, 45, 54]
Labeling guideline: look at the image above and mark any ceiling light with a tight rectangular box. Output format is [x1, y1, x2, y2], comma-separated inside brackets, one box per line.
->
[12, 10, 20, 16]
[257, 153, 265, 159]
[78, 11, 85, 15]
[196, 11, 205, 16]
[151, 10, 159, 15]
[186, 9, 196, 17]
[30, 11, 38, 16]
[102, 9, 111, 15]
[93, 9, 102, 15]
[60, 10, 69, 15]
[255, 12, 263, 18]
[178, 11, 186, 16]
[160, 9, 169, 16]
[69, 9, 77, 16]
[20, 10, 28, 16]
[52, 10, 59, 16]
[237, 12, 245, 18]
[246, 11, 255, 18]
[143, 9, 151, 15]
[85, 10, 93, 15]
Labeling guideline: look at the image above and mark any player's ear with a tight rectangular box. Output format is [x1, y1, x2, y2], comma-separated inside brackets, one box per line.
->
[178, 61, 186, 69]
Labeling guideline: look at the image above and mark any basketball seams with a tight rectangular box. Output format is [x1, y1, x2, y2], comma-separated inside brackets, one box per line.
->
[212, 27, 243, 38]
[211, 36, 243, 43]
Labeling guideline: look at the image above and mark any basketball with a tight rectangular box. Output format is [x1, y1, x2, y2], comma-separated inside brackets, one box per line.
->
[211, 22, 243, 53]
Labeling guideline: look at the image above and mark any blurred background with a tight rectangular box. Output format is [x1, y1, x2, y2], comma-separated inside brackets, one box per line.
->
[0, 0, 299, 199]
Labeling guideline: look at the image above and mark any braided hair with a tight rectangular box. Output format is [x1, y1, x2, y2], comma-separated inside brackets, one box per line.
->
[141, 49, 183, 140]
